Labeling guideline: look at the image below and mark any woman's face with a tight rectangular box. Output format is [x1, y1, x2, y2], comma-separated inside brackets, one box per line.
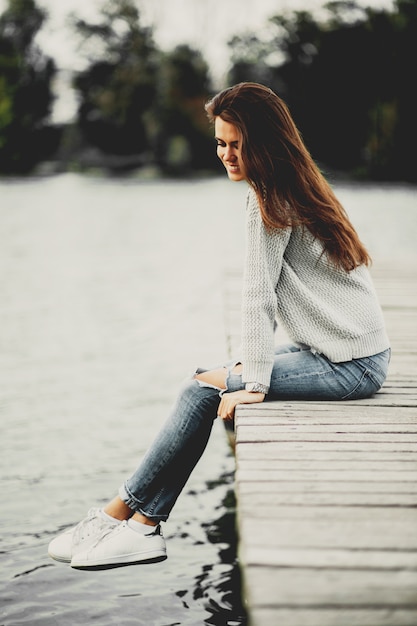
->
[214, 117, 246, 181]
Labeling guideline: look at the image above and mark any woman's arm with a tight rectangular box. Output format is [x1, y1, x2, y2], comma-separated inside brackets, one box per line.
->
[241, 190, 291, 387]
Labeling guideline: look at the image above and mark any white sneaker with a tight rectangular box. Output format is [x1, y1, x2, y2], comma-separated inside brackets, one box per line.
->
[48, 508, 119, 563]
[70, 520, 167, 570]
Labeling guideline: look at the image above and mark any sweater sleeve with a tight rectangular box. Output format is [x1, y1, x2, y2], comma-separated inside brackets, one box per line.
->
[241, 189, 292, 387]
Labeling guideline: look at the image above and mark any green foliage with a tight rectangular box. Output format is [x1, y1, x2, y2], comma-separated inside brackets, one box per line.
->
[0, 0, 57, 173]
[1, 0, 415, 179]
[71, 0, 158, 157]
[153, 44, 218, 173]
[71, 2, 217, 173]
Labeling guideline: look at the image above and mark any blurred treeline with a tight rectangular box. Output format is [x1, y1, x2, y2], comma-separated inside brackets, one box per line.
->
[0, 0, 415, 180]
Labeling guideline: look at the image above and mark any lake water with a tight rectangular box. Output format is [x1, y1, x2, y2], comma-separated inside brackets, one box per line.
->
[0, 173, 415, 625]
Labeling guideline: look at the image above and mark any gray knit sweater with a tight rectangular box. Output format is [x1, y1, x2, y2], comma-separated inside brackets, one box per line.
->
[241, 188, 390, 388]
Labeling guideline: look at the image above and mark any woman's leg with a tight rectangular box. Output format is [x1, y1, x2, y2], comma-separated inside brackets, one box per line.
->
[268, 344, 390, 400]
[49, 372, 224, 566]
[192, 344, 390, 402]
[69, 375, 226, 569]
[117, 375, 223, 523]
[116, 345, 389, 526]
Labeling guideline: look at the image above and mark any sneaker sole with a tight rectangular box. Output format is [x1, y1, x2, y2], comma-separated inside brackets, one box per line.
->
[71, 552, 167, 571]
[48, 551, 72, 564]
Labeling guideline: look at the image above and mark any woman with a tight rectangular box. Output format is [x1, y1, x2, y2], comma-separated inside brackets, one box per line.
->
[48, 82, 390, 570]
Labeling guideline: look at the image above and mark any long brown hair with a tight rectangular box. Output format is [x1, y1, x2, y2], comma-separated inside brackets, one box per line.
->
[205, 82, 370, 271]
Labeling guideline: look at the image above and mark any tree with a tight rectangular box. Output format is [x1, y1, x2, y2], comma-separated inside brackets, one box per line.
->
[72, 0, 158, 160]
[366, 0, 417, 180]
[260, 6, 377, 170]
[0, 0, 56, 173]
[226, 0, 417, 181]
[153, 44, 217, 173]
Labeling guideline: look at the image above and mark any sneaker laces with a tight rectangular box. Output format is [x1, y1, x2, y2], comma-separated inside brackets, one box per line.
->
[88, 519, 128, 550]
[72, 507, 114, 546]
[87, 520, 162, 551]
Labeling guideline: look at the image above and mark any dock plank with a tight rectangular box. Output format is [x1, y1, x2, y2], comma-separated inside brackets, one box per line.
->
[232, 264, 417, 626]
[248, 609, 417, 626]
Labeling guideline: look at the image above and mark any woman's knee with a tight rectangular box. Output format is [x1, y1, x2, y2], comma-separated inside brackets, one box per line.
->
[194, 367, 227, 389]
[194, 362, 244, 394]
[179, 375, 221, 410]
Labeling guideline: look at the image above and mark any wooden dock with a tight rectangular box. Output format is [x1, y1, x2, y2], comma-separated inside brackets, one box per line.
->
[231, 264, 417, 626]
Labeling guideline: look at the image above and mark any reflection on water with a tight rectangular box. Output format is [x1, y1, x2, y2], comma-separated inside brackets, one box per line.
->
[185, 476, 247, 626]
[0, 173, 415, 625]
[202, 485, 247, 625]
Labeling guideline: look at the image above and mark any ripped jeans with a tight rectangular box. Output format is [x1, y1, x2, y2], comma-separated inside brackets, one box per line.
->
[119, 344, 390, 522]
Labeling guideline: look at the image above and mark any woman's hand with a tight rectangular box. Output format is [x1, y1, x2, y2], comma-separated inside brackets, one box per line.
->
[218, 390, 265, 421]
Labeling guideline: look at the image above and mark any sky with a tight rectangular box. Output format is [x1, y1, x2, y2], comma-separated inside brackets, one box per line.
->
[0, 0, 396, 121]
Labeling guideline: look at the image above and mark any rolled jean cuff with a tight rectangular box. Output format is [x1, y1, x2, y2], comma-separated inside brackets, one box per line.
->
[118, 482, 169, 522]
[118, 482, 134, 508]
[118, 483, 143, 514]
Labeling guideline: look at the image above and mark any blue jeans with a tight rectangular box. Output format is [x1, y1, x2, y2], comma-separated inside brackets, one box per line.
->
[119, 345, 390, 522]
